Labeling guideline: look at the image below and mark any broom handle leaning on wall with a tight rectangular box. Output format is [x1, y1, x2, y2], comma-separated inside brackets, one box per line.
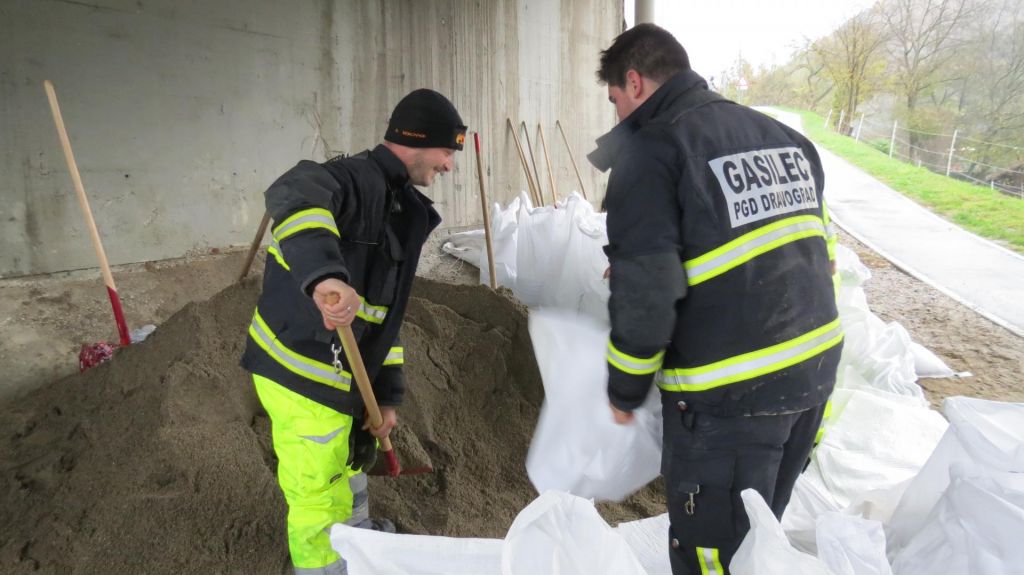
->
[537, 123, 558, 205]
[238, 211, 271, 282]
[506, 118, 541, 207]
[44, 80, 131, 347]
[556, 120, 588, 200]
[520, 121, 545, 205]
[474, 133, 498, 289]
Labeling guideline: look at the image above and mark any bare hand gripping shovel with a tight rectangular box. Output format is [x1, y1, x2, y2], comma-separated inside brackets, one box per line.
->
[327, 294, 432, 477]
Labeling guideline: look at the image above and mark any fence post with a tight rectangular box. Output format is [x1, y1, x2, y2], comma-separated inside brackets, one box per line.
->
[824, 109, 833, 130]
[946, 129, 958, 177]
[855, 113, 865, 141]
[837, 110, 846, 134]
[889, 120, 897, 158]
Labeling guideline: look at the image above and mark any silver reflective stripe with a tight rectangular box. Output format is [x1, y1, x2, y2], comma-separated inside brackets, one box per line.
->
[606, 341, 664, 375]
[659, 320, 843, 389]
[267, 238, 290, 269]
[685, 218, 826, 283]
[358, 299, 388, 324]
[273, 209, 339, 242]
[249, 314, 352, 389]
[383, 347, 403, 365]
[299, 425, 346, 445]
[294, 559, 347, 575]
[698, 547, 723, 575]
[347, 473, 369, 524]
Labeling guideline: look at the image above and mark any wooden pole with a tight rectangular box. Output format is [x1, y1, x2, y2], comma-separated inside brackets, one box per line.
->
[946, 129, 959, 177]
[824, 109, 833, 130]
[44, 80, 131, 346]
[474, 133, 497, 289]
[555, 120, 588, 200]
[889, 120, 898, 159]
[520, 121, 545, 205]
[537, 123, 558, 206]
[506, 118, 540, 206]
[238, 211, 271, 281]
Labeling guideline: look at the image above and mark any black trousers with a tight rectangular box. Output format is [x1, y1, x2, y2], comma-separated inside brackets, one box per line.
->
[662, 401, 827, 575]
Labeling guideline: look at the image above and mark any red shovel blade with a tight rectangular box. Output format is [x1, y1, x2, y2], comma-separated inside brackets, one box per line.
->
[367, 449, 433, 477]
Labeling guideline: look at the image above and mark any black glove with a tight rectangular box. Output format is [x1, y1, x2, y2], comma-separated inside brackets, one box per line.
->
[347, 422, 378, 473]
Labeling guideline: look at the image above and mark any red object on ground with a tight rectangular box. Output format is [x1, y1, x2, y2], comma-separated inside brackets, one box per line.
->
[79, 342, 118, 372]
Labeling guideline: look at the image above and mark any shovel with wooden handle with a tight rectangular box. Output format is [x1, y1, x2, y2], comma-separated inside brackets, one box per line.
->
[326, 293, 431, 478]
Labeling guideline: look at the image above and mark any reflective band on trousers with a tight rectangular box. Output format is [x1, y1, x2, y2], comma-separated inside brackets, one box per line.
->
[607, 340, 664, 376]
[697, 547, 724, 575]
[684, 215, 826, 286]
[383, 347, 404, 366]
[272, 208, 340, 242]
[249, 309, 352, 391]
[657, 318, 843, 392]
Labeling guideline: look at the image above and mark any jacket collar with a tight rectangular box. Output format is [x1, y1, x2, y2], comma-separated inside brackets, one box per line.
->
[370, 144, 412, 189]
[587, 69, 710, 172]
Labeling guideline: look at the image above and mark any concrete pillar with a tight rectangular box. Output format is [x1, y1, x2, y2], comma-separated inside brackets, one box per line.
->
[635, 0, 655, 24]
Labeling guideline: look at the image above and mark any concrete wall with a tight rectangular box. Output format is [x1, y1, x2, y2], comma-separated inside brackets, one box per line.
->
[0, 0, 622, 277]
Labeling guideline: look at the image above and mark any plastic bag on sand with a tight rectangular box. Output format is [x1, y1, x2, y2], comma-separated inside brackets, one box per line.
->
[782, 388, 947, 553]
[887, 396, 1024, 555]
[889, 468, 1024, 575]
[615, 514, 672, 575]
[815, 513, 892, 575]
[731, 489, 830, 575]
[329, 524, 502, 575]
[526, 308, 661, 502]
[503, 491, 646, 575]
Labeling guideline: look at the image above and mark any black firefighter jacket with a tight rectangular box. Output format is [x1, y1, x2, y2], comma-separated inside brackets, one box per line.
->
[589, 70, 843, 417]
[241, 145, 441, 416]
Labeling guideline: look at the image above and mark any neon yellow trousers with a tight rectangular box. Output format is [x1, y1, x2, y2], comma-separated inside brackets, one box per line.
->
[254, 374, 366, 573]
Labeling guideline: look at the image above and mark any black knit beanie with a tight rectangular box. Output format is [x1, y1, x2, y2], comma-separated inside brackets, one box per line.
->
[384, 89, 467, 151]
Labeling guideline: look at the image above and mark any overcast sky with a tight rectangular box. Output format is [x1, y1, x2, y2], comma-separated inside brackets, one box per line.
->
[624, 0, 877, 80]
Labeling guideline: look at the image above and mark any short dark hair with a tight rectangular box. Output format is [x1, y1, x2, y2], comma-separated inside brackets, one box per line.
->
[597, 23, 690, 87]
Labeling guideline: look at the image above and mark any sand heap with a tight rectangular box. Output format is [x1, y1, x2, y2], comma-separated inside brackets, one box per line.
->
[0, 277, 662, 574]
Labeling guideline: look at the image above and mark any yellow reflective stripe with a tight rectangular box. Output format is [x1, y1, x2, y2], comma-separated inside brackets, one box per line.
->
[249, 309, 351, 391]
[684, 215, 826, 286]
[357, 297, 388, 325]
[658, 318, 843, 392]
[271, 208, 339, 242]
[383, 346, 404, 366]
[815, 398, 834, 444]
[697, 547, 724, 575]
[267, 239, 291, 271]
[606, 340, 664, 376]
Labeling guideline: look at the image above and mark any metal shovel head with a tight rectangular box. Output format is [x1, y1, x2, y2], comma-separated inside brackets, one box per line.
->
[367, 449, 434, 477]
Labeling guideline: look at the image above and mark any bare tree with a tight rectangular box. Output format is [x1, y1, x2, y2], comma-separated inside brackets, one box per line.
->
[880, 0, 978, 151]
[811, 7, 889, 132]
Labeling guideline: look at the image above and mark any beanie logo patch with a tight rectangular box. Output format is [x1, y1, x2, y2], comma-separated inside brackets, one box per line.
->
[398, 129, 427, 139]
[456, 133, 465, 146]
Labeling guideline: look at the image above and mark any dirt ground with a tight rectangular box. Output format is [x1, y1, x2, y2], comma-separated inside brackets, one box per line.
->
[0, 231, 1019, 573]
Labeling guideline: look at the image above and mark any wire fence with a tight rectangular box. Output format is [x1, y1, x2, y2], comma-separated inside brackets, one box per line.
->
[824, 110, 1024, 200]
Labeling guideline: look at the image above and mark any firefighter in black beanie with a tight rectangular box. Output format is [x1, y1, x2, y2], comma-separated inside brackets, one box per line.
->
[241, 89, 466, 575]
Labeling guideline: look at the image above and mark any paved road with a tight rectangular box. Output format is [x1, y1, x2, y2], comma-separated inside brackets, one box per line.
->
[766, 108, 1024, 338]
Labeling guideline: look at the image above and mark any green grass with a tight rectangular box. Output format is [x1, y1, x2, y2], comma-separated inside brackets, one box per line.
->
[781, 108, 1024, 255]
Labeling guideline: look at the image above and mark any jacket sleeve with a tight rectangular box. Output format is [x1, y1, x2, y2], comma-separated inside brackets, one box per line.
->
[265, 160, 356, 295]
[604, 128, 687, 411]
[373, 335, 406, 406]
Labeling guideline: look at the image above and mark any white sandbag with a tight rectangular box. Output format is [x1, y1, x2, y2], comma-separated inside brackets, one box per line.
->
[546, 194, 611, 322]
[442, 229, 484, 266]
[890, 468, 1024, 575]
[731, 489, 831, 575]
[614, 513, 672, 575]
[329, 523, 502, 575]
[502, 490, 647, 575]
[782, 388, 947, 553]
[526, 308, 662, 501]
[887, 397, 1024, 554]
[835, 244, 872, 288]
[815, 513, 892, 575]
[814, 389, 947, 523]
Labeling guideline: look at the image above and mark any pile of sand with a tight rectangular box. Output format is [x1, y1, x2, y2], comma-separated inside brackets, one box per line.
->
[0, 277, 663, 574]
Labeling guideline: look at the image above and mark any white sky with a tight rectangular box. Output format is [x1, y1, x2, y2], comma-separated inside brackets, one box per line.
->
[625, 0, 878, 81]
